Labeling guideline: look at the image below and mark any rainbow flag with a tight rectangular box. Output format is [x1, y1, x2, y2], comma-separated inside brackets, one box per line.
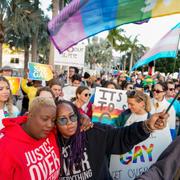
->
[131, 22, 180, 71]
[48, 0, 180, 53]
[92, 106, 123, 126]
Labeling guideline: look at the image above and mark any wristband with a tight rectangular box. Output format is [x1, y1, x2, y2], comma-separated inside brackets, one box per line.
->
[142, 121, 153, 134]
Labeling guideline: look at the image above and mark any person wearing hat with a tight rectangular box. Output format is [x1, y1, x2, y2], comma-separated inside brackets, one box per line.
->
[1, 66, 13, 76]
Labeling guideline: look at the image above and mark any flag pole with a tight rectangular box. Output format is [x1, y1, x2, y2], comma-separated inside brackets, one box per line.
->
[173, 34, 180, 74]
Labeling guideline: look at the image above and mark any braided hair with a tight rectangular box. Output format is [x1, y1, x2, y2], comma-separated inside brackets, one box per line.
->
[56, 100, 86, 173]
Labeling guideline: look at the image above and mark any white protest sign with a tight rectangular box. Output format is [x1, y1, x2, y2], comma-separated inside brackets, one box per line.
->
[92, 87, 128, 126]
[110, 127, 172, 179]
[54, 44, 85, 67]
[62, 86, 77, 101]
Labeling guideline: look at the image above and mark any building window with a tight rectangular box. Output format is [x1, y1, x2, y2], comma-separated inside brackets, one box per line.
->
[10, 58, 19, 64]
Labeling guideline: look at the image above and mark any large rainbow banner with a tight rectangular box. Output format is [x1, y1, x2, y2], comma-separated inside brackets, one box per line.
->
[110, 126, 172, 179]
[92, 87, 128, 126]
[131, 22, 180, 71]
[48, 0, 180, 53]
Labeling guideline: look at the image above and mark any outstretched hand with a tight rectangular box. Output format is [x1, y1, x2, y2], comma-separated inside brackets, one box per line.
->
[80, 114, 93, 132]
[145, 111, 169, 131]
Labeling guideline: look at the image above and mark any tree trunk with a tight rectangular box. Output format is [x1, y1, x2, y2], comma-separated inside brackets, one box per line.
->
[123, 58, 126, 71]
[129, 52, 134, 71]
[0, 43, 2, 67]
[24, 44, 29, 70]
[31, 31, 38, 62]
[0, 24, 4, 67]
[90, 63, 93, 69]
[49, 0, 60, 65]
[31, 0, 39, 62]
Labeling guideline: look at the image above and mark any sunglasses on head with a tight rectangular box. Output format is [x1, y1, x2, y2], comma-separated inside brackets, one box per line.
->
[168, 88, 175, 91]
[126, 90, 144, 101]
[56, 114, 78, 126]
[84, 93, 91, 97]
[153, 89, 164, 94]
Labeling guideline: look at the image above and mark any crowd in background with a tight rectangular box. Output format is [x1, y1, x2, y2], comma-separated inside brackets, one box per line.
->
[0, 65, 179, 133]
[0, 65, 179, 179]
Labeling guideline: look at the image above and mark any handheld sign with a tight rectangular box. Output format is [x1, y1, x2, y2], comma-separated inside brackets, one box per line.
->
[28, 62, 53, 81]
[110, 127, 172, 179]
[92, 87, 128, 126]
[5, 76, 21, 95]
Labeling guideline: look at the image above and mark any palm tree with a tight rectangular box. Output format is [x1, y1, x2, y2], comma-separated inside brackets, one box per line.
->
[107, 28, 128, 51]
[49, 0, 59, 66]
[85, 36, 113, 69]
[127, 35, 139, 71]
[0, 0, 11, 67]
[38, 16, 51, 64]
[31, 0, 41, 62]
[107, 28, 148, 71]
[107, 28, 131, 71]
[126, 35, 148, 71]
[49, 0, 73, 65]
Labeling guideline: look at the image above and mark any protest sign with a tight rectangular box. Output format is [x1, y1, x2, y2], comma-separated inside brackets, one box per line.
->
[5, 76, 21, 95]
[62, 86, 77, 101]
[92, 87, 128, 126]
[110, 127, 172, 179]
[54, 44, 85, 67]
[28, 62, 53, 81]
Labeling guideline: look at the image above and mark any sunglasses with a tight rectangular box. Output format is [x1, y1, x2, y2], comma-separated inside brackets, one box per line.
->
[126, 90, 144, 101]
[168, 88, 175, 91]
[153, 89, 164, 94]
[56, 114, 77, 126]
[84, 93, 91, 97]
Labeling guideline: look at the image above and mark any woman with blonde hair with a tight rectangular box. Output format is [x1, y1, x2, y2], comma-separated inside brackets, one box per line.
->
[116, 90, 151, 127]
[0, 76, 19, 129]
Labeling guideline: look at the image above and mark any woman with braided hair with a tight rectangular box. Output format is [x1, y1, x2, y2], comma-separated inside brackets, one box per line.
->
[55, 99, 168, 179]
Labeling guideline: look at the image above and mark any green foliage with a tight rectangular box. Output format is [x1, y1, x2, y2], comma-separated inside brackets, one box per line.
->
[3, 0, 50, 65]
[85, 36, 113, 69]
[107, 28, 147, 71]
[155, 51, 180, 73]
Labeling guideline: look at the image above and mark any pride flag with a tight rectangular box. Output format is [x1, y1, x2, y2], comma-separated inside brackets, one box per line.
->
[131, 22, 180, 71]
[48, 0, 180, 53]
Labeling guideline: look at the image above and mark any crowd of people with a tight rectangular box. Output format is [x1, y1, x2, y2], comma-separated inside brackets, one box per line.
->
[0, 65, 179, 179]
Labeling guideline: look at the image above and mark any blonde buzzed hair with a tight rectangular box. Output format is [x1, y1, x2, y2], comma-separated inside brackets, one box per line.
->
[29, 97, 56, 113]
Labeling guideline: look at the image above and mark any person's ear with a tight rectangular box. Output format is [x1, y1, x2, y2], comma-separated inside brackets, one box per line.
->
[77, 93, 81, 99]
[139, 101, 145, 108]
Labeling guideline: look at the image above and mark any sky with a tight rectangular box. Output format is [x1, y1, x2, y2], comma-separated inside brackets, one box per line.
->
[40, 1, 180, 48]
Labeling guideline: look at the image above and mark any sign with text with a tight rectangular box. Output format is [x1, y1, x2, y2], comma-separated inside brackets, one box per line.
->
[28, 63, 53, 81]
[54, 44, 85, 67]
[5, 76, 21, 95]
[110, 127, 172, 179]
[62, 86, 77, 101]
[92, 87, 128, 126]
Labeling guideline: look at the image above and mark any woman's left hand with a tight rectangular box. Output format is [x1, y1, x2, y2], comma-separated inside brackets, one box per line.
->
[80, 114, 93, 132]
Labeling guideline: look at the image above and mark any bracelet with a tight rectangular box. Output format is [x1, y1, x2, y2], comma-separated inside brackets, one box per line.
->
[142, 121, 153, 134]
